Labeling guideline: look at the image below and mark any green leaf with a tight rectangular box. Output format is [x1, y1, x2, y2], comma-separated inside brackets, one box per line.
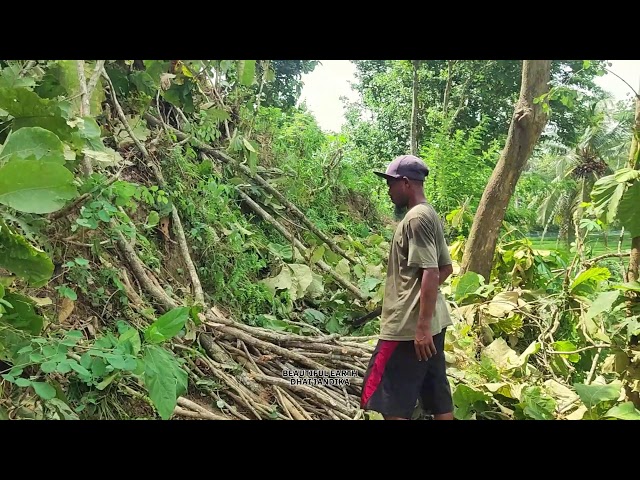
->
[56, 361, 72, 374]
[40, 360, 58, 373]
[105, 354, 128, 370]
[119, 327, 142, 355]
[591, 174, 626, 224]
[604, 402, 640, 420]
[70, 117, 105, 152]
[519, 386, 556, 420]
[144, 306, 190, 344]
[453, 384, 490, 420]
[80, 353, 92, 369]
[454, 271, 483, 302]
[310, 245, 325, 263]
[582, 60, 592, 69]
[15, 377, 31, 387]
[585, 290, 621, 321]
[617, 182, 640, 238]
[552, 341, 580, 363]
[574, 381, 622, 409]
[0, 126, 65, 166]
[146, 211, 160, 228]
[267, 242, 293, 260]
[2, 292, 44, 334]
[0, 220, 54, 286]
[0, 157, 77, 214]
[69, 361, 91, 377]
[570, 267, 610, 296]
[237, 60, 256, 86]
[32, 381, 56, 400]
[91, 358, 107, 377]
[144, 345, 188, 420]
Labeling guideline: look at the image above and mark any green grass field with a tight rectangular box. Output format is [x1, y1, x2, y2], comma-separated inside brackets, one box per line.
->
[527, 231, 632, 257]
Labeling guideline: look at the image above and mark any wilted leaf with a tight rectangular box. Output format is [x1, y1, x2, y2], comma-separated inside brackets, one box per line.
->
[335, 258, 350, 278]
[482, 338, 520, 371]
[57, 296, 75, 323]
[485, 291, 519, 317]
[82, 148, 123, 167]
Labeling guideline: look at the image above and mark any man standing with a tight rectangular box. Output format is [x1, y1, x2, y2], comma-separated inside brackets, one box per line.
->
[360, 154, 454, 420]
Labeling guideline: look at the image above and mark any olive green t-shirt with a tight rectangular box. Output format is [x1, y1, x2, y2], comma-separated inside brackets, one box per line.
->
[379, 202, 453, 341]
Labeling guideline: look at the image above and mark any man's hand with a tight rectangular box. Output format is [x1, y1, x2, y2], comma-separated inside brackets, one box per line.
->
[415, 323, 436, 361]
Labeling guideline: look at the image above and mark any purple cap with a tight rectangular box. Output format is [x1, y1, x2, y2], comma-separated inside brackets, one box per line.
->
[373, 155, 429, 182]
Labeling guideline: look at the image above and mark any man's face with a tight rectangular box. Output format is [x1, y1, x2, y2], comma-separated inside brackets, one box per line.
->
[387, 177, 408, 208]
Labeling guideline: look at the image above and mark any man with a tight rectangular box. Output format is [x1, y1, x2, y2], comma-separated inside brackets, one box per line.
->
[360, 154, 454, 420]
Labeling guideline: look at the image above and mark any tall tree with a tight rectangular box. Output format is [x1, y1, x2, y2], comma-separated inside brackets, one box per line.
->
[410, 60, 420, 155]
[460, 60, 551, 281]
[628, 93, 640, 282]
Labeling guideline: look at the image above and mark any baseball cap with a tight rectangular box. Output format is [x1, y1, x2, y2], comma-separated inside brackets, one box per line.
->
[373, 154, 430, 182]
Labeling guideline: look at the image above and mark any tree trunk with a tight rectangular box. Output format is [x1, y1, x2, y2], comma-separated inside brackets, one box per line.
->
[410, 60, 420, 156]
[628, 93, 640, 282]
[460, 60, 551, 281]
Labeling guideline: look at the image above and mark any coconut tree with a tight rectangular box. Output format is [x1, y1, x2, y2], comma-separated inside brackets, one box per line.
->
[534, 97, 634, 247]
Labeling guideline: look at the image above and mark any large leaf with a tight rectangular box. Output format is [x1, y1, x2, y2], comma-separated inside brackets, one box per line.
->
[617, 182, 640, 238]
[0, 157, 78, 213]
[518, 386, 556, 420]
[1, 292, 44, 335]
[604, 402, 640, 420]
[0, 126, 65, 166]
[0, 220, 53, 286]
[585, 290, 621, 321]
[143, 345, 188, 420]
[237, 60, 256, 86]
[591, 174, 626, 224]
[574, 380, 622, 409]
[570, 267, 610, 296]
[452, 384, 490, 420]
[288, 264, 313, 300]
[454, 271, 483, 302]
[0, 87, 74, 142]
[144, 306, 189, 344]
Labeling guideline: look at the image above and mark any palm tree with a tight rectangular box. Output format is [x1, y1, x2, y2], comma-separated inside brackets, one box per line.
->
[534, 97, 633, 247]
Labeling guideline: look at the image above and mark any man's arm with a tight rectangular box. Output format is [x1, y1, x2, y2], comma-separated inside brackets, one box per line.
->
[439, 263, 453, 285]
[415, 267, 439, 361]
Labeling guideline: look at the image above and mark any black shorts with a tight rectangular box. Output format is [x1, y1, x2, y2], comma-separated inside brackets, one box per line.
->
[360, 329, 452, 418]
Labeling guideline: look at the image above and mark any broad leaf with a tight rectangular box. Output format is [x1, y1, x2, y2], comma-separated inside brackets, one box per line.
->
[570, 267, 610, 296]
[144, 306, 190, 343]
[591, 175, 625, 224]
[519, 386, 556, 420]
[454, 271, 483, 302]
[31, 381, 56, 400]
[452, 384, 490, 420]
[0, 157, 78, 214]
[267, 242, 293, 260]
[585, 290, 621, 321]
[0, 126, 65, 166]
[617, 182, 640, 238]
[552, 341, 580, 363]
[0, 220, 54, 286]
[143, 345, 188, 420]
[2, 292, 44, 335]
[237, 60, 256, 86]
[604, 402, 640, 420]
[574, 380, 622, 409]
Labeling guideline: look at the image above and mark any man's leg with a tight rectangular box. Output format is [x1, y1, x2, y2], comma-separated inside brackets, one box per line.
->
[420, 329, 454, 420]
[361, 340, 429, 420]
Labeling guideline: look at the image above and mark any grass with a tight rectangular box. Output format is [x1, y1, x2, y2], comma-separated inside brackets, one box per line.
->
[528, 231, 632, 257]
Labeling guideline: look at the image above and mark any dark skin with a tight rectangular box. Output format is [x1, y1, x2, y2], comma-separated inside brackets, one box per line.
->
[385, 176, 454, 420]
